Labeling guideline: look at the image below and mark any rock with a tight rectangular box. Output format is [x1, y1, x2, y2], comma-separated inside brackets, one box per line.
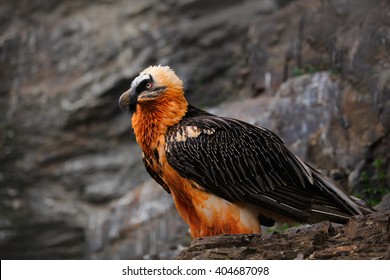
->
[376, 193, 390, 212]
[0, 219, 86, 260]
[177, 211, 390, 260]
[91, 180, 190, 259]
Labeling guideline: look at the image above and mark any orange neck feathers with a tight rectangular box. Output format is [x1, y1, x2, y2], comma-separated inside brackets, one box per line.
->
[132, 89, 188, 152]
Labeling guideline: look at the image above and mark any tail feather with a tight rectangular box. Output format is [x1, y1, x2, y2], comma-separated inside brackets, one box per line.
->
[350, 195, 376, 215]
[308, 168, 375, 224]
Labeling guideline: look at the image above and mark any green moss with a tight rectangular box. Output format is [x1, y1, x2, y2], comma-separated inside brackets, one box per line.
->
[354, 158, 389, 206]
[265, 223, 301, 234]
[293, 67, 305, 76]
[292, 65, 341, 78]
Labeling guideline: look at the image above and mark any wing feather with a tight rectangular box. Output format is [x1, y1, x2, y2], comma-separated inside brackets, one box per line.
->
[165, 106, 369, 223]
[142, 153, 171, 194]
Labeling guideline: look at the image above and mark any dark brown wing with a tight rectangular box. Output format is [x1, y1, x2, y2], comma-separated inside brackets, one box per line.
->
[165, 105, 366, 223]
[142, 153, 171, 194]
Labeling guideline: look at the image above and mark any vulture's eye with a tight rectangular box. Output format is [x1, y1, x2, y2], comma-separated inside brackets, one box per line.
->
[145, 82, 153, 89]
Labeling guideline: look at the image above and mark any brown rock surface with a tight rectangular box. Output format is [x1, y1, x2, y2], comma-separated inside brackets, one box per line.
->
[177, 211, 390, 260]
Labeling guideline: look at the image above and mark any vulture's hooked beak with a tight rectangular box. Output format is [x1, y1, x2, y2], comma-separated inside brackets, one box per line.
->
[119, 89, 132, 112]
[119, 85, 167, 113]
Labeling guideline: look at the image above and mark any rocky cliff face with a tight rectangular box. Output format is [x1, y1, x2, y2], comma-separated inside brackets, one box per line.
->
[0, 0, 389, 259]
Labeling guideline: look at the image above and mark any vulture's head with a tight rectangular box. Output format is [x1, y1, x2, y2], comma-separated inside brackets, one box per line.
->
[119, 65, 184, 114]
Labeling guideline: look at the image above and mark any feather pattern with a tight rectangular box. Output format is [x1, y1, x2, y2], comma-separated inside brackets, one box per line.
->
[142, 152, 171, 194]
[165, 105, 371, 223]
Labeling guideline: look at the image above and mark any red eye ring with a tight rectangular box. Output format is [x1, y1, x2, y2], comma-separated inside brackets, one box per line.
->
[146, 82, 153, 89]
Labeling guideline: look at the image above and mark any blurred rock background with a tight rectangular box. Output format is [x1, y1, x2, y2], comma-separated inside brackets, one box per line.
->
[0, 0, 389, 259]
